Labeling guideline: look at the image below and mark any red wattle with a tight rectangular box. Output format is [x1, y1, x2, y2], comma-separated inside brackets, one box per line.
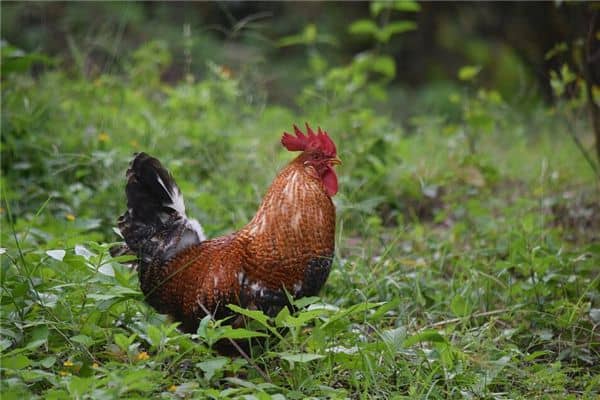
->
[322, 167, 338, 196]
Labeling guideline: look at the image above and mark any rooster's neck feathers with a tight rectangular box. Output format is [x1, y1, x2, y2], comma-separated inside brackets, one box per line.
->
[242, 161, 332, 239]
[236, 160, 336, 291]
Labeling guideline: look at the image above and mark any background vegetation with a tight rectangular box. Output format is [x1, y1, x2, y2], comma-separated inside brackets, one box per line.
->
[2, 2, 599, 398]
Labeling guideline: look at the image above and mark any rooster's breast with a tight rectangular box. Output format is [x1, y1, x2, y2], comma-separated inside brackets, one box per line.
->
[241, 166, 336, 302]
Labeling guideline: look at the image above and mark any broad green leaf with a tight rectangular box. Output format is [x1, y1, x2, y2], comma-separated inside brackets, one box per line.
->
[118, 368, 161, 394]
[279, 352, 325, 363]
[380, 21, 417, 42]
[370, 1, 387, 16]
[394, 0, 421, 12]
[196, 315, 214, 343]
[218, 326, 268, 340]
[26, 325, 49, 350]
[67, 377, 93, 398]
[458, 65, 481, 81]
[226, 305, 284, 339]
[276, 308, 328, 328]
[292, 308, 329, 324]
[20, 369, 56, 384]
[1, 41, 55, 76]
[371, 0, 420, 16]
[403, 329, 447, 347]
[197, 357, 229, 381]
[39, 356, 56, 368]
[371, 56, 396, 79]
[114, 333, 136, 352]
[274, 306, 291, 328]
[304, 24, 317, 43]
[436, 341, 456, 367]
[146, 325, 162, 348]
[25, 339, 46, 351]
[277, 24, 328, 47]
[2, 354, 32, 369]
[349, 20, 379, 37]
[227, 305, 270, 326]
[370, 298, 400, 322]
[109, 254, 137, 263]
[46, 249, 66, 261]
[293, 296, 320, 309]
[74, 244, 95, 260]
[71, 334, 93, 347]
[0, 338, 12, 351]
[450, 294, 470, 317]
[278, 33, 307, 48]
[171, 382, 200, 397]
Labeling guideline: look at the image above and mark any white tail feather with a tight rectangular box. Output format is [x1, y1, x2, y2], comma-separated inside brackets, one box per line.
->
[187, 218, 206, 241]
[157, 175, 186, 215]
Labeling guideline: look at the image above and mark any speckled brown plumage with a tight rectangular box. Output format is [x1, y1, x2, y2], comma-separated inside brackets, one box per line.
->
[116, 125, 339, 350]
[138, 158, 336, 334]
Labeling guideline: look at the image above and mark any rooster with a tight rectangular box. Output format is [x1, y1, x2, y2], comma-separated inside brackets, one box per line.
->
[116, 124, 340, 337]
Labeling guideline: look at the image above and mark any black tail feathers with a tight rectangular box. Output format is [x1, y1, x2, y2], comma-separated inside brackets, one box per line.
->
[115, 152, 205, 265]
[124, 153, 184, 224]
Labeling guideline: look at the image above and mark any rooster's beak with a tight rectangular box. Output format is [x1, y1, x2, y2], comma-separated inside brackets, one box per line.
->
[329, 157, 342, 166]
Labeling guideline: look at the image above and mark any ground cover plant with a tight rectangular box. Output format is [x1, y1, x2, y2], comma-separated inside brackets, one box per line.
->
[2, 2, 599, 399]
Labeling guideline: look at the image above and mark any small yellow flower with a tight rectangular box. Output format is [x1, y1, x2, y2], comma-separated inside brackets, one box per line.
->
[168, 385, 177, 392]
[63, 360, 74, 367]
[136, 351, 150, 361]
[92, 362, 99, 369]
[66, 214, 76, 221]
[98, 132, 110, 143]
[129, 139, 139, 148]
[59, 370, 69, 376]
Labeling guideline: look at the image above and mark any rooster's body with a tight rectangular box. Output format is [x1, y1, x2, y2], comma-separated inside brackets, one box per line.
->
[117, 125, 340, 336]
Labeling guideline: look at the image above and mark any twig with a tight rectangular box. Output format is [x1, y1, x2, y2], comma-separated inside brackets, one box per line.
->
[564, 114, 600, 179]
[584, 10, 600, 166]
[420, 308, 510, 330]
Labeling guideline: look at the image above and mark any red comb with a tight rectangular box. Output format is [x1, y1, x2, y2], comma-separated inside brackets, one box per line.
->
[281, 123, 337, 157]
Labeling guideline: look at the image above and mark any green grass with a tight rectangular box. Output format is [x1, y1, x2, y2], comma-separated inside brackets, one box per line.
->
[1, 40, 599, 399]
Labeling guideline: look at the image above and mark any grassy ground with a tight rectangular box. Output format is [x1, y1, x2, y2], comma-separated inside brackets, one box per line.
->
[2, 42, 599, 399]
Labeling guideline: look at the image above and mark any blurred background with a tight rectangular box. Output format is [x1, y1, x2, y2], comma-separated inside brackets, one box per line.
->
[2, 1, 598, 238]
[3, 1, 598, 107]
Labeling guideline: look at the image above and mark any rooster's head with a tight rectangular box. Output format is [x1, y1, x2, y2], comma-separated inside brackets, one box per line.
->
[281, 123, 341, 196]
